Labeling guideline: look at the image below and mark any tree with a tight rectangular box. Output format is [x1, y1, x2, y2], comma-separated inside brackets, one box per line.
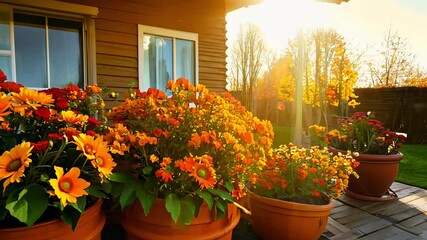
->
[227, 23, 266, 112]
[368, 27, 415, 87]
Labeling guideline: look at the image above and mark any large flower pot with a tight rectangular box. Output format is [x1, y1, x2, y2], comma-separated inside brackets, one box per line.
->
[329, 148, 403, 200]
[121, 198, 240, 240]
[248, 191, 333, 240]
[0, 199, 105, 240]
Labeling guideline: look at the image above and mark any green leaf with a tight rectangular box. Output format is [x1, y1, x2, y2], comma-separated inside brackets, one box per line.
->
[196, 190, 214, 210]
[142, 166, 153, 175]
[119, 185, 136, 210]
[69, 196, 86, 213]
[61, 206, 81, 231]
[192, 196, 204, 218]
[224, 181, 234, 192]
[179, 196, 195, 226]
[165, 193, 181, 223]
[216, 189, 234, 202]
[136, 188, 155, 216]
[109, 172, 136, 183]
[6, 185, 48, 226]
[216, 198, 227, 220]
[86, 185, 107, 198]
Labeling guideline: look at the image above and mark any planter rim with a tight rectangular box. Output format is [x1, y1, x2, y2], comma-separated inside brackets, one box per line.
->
[248, 190, 334, 211]
[0, 199, 103, 232]
[328, 147, 404, 162]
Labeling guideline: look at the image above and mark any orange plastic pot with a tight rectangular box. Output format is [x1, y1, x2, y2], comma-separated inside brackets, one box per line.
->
[121, 198, 240, 240]
[329, 147, 403, 200]
[248, 191, 333, 240]
[0, 199, 106, 240]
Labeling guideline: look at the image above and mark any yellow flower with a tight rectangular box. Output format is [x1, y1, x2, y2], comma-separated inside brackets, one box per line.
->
[0, 142, 33, 190]
[347, 99, 360, 108]
[49, 166, 90, 206]
[73, 133, 105, 160]
[60, 110, 89, 125]
[11, 88, 54, 116]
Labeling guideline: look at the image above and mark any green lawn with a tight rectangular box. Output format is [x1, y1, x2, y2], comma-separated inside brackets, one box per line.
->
[396, 144, 427, 189]
[272, 125, 293, 147]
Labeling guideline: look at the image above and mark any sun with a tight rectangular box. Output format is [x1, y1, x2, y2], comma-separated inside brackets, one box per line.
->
[226, 0, 333, 51]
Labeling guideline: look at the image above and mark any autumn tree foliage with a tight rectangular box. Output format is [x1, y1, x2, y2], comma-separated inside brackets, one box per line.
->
[257, 28, 360, 128]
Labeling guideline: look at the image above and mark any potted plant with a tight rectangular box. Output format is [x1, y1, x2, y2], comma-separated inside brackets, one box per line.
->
[0, 70, 116, 239]
[309, 111, 406, 201]
[105, 78, 274, 239]
[247, 144, 359, 240]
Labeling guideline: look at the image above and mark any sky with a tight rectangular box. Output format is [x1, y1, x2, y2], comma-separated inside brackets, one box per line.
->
[226, 0, 427, 73]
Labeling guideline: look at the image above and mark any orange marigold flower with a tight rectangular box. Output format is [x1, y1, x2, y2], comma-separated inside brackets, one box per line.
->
[49, 166, 90, 206]
[297, 168, 308, 181]
[87, 84, 101, 94]
[155, 167, 173, 183]
[188, 133, 202, 148]
[153, 127, 163, 137]
[311, 190, 321, 197]
[0, 142, 33, 190]
[150, 154, 159, 163]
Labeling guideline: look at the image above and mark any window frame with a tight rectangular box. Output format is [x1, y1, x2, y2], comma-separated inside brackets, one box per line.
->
[138, 25, 199, 91]
[0, 1, 97, 88]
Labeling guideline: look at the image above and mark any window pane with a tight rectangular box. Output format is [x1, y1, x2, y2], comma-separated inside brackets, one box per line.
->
[48, 18, 83, 88]
[176, 39, 195, 84]
[0, 55, 11, 80]
[14, 13, 47, 88]
[0, 9, 10, 50]
[143, 35, 173, 91]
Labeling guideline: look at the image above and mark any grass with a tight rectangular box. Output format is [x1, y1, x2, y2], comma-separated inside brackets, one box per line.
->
[396, 144, 427, 189]
[272, 125, 293, 147]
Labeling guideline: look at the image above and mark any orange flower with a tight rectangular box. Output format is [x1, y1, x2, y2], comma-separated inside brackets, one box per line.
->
[49, 166, 90, 206]
[0, 93, 11, 121]
[190, 163, 216, 189]
[11, 88, 54, 116]
[73, 133, 106, 160]
[0, 142, 33, 190]
[60, 110, 89, 125]
[92, 148, 116, 180]
[297, 168, 308, 181]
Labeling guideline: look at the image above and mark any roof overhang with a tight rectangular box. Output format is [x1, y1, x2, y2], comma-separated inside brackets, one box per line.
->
[225, 0, 264, 12]
[226, 0, 349, 12]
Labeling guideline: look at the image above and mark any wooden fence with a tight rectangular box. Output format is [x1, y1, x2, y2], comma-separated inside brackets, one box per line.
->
[231, 87, 427, 144]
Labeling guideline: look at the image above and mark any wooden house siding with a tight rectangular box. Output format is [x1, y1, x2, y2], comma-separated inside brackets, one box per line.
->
[61, 0, 228, 108]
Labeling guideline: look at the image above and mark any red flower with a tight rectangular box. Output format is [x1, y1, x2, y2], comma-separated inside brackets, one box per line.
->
[55, 98, 69, 110]
[87, 117, 100, 128]
[0, 69, 7, 83]
[153, 127, 163, 137]
[31, 140, 49, 153]
[34, 107, 52, 121]
[48, 133, 63, 141]
[86, 130, 97, 136]
[0, 82, 23, 93]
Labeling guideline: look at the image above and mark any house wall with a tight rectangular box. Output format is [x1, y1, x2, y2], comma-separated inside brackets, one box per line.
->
[61, 0, 229, 108]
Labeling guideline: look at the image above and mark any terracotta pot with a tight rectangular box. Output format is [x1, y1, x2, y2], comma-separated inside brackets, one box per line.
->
[248, 191, 333, 240]
[121, 198, 240, 240]
[329, 147, 403, 200]
[0, 199, 106, 240]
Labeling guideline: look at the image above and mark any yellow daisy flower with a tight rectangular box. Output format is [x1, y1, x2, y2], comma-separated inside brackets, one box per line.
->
[0, 142, 33, 190]
[49, 166, 90, 207]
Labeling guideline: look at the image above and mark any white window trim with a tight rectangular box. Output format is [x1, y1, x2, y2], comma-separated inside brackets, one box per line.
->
[138, 25, 199, 91]
[0, 1, 98, 87]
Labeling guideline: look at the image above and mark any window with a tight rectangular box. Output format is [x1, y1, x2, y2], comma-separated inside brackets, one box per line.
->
[138, 25, 198, 91]
[0, 2, 97, 89]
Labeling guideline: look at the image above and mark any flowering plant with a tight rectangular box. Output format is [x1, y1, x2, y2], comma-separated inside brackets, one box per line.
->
[0, 69, 115, 229]
[106, 78, 274, 224]
[309, 112, 406, 154]
[250, 144, 359, 204]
